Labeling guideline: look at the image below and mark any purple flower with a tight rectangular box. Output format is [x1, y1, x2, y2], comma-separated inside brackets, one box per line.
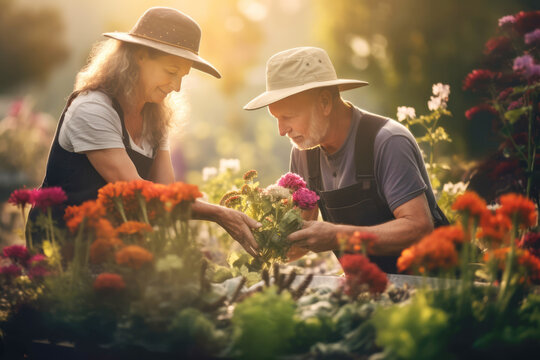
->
[277, 172, 307, 191]
[525, 29, 540, 45]
[2, 245, 30, 263]
[498, 15, 516, 27]
[0, 264, 22, 277]
[292, 188, 319, 210]
[31, 187, 67, 211]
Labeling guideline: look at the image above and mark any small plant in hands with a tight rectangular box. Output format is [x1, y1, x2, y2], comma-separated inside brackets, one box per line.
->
[220, 171, 318, 268]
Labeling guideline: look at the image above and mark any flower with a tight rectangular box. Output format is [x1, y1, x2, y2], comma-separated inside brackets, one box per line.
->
[427, 95, 447, 111]
[90, 237, 124, 264]
[442, 181, 468, 195]
[432, 83, 450, 99]
[498, 15, 516, 27]
[431, 225, 466, 244]
[93, 273, 126, 292]
[484, 247, 540, 284]
[0, 264, 22, 277]
[202, 166, 218, 181]
[514, 10, 540, 35]
[28, 266, 50, 279]
[483, 36, 512, 56]
[159, 182, 203, 211]
[518, 231, 540, 259]
[115, 245, 154, 269]
[507, 97, 524, 111]
[462, 69, 495, 92]
[513, 54, 540, 80]
[64, 200, 105, 233]
[2, 245, 30, 263]
[452, 191, 487, 219]
[292, 187, 319, 210]
[263, 184, 291, 201]
[341, 231, 378, 253]
[339, 254, 388, 295]
[31, 187, 67, 211]
[224, 195, 242, 208]
[497, 87, 514, 101]
[478, 211, 512, 246]
[524, 29, 540, 45]
[8, 188, 33, 208]
[219, 158, 240, 173]
[497, 193, 538, 228]
[116, 221, 153, 236]
[396, 106, 416, 122]
[243, 169, 258, 182]
[465, 104, 498, 121]
[29, 254, 48, 265]
[277, 172, 307, 191]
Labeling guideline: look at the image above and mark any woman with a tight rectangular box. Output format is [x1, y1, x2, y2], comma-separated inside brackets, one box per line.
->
[27, 7, 259, 256]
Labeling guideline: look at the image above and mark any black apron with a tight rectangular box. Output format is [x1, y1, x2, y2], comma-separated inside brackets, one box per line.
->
[27, 91, 156, 246]
[306, 112, 449, 273]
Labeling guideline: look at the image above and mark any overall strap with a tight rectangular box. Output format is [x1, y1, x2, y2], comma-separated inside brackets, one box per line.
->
[306, 147, 322, 191]
[354, 112, 389, 179]
[51, 91, 82, 144]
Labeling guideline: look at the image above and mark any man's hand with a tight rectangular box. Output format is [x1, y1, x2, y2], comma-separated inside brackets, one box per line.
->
[216, 207, 261, 257]
[287, 220, 339, 253]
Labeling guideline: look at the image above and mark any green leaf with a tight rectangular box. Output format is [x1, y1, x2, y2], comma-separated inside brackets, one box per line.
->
[504, 106, 531, 124]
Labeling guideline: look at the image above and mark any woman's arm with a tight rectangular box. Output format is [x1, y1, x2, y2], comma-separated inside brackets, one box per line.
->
[85, 148, 142, 182]
[148, 149, 175, 184]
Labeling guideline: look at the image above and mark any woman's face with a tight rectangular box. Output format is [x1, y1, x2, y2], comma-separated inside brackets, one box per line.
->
[137, 51, 193, 103]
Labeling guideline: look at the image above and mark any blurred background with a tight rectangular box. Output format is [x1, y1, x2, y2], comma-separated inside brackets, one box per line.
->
[0, 0, 538, 242]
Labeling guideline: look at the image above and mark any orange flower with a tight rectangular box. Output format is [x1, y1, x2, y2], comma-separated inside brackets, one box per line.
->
[452, 191, 487, 219]
[397, 231, 459, 274]
[115, 245, 154, 269]
[90, 237, 124, 264]
[92, 218, 117, 239]
[93, 273, 126, 292]
[116, 221, 153, 235]
[477, 211, 512, 246]
[160, 182, 202, 211]
[339, 254, 388, 295]
[430, 225, 466, 244]
[340, 231, 377, 253]
[484, 247, 540, 284]
[64, 200, 105, 233]
[497, 193, 538, 228]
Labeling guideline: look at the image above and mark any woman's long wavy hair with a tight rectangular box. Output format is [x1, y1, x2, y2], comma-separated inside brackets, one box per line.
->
[74, 39, 174, 148]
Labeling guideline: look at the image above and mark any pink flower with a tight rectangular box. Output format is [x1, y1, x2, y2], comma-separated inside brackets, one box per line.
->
[0, 264, 22, 277]
[277, 172, 307, 191]
[498, 15, 516, 27]
[31, 187, 67, 211]
[292, 187, 319, 210]
[525, 29, 540, 45]
[2, 245, 30, 263]
[8, 188, 34, 208]
[29, 254, 48, 265]
[28, 266, 50, 279]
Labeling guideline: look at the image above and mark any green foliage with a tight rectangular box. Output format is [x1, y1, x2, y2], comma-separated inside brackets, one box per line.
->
[231, 286, 296, 359]
[372, 292, 451, 360]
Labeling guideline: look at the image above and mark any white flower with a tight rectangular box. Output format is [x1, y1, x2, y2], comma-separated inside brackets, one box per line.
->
[428, 95, 448, 111]
[219, 158, 241, 173]
[442, 181, 468, 195]
[202, 167, 218, 181]
[432, 83, 450, 100]
[396, 106, 416, 122]
[263, 184, 291, 200]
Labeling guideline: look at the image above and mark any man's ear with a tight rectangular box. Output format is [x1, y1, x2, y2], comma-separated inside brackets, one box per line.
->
[318, 89, 334, 116]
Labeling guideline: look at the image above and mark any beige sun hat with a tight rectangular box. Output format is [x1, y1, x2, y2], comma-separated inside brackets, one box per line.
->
[244, 47, 368, 110]
[103, 7, 221, 78]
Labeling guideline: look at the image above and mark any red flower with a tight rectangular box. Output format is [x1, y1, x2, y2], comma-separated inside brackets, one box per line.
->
[0, 264, 22, 277]
[478, 211, 512, 247]
[93, 273, 126, 292]
[514, 11, 540, 35]
[518, 232, 540, 259]
[2, 245, 30, 263]
[8, 188, 33, 208]
[463, 69, 496, 92]
[28, 266, 50, 279]
[497, 193, 538, 228]
[497, 87, 514, 101]
[339, 254, 388, 295]
[484, 36, 513, 56]
[465, 104, 498, 121]
[31, 187, 67, 211]
[490, 159, 520, 179]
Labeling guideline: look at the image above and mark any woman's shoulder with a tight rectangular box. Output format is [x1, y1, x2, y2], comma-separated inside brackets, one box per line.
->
[65, 90, 118, 121]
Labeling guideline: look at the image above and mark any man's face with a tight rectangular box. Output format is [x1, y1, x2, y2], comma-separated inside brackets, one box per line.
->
[268, 91, 329, 150]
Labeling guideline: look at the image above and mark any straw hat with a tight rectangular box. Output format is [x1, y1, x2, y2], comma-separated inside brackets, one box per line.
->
[244, 47, 368, 110]
[104, 7, 221, 78]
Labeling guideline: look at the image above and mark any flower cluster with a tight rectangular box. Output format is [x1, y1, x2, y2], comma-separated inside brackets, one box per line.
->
[221, 171, 318, 266]
[339, 254, 388, 295]
[8, 186, 67, 212]
[93, 273, 126, 292]
[339, 231, 377, 254]
[0, 245, 50, 280]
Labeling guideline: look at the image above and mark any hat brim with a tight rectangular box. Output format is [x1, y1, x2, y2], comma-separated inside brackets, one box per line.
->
[243, 79, 368, 110]
[103, 32, 221, 79]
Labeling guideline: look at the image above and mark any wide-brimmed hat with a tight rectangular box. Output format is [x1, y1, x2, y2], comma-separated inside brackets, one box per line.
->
[103, 7, 221, 78]
[244, 47, 368, 110]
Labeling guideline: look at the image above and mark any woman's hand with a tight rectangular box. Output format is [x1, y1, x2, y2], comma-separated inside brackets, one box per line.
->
[216, 207, 261, 257]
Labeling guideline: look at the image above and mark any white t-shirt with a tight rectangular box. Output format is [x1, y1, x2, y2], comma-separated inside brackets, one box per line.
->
[58, 91, 169, 158]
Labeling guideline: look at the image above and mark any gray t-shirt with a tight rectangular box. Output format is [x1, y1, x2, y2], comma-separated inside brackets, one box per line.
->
[290, 106, 437, 215]
[58, 90, 169, 158]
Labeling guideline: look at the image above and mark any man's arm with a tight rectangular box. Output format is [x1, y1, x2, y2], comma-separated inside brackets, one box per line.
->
[287, 192, 434, 255]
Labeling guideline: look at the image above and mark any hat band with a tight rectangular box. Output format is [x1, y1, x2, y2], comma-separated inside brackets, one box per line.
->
[267, 71, 337, 91]
[128, 32, 199, 55]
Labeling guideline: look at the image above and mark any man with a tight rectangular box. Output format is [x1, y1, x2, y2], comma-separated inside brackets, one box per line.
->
[244, 47, 448, 273]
